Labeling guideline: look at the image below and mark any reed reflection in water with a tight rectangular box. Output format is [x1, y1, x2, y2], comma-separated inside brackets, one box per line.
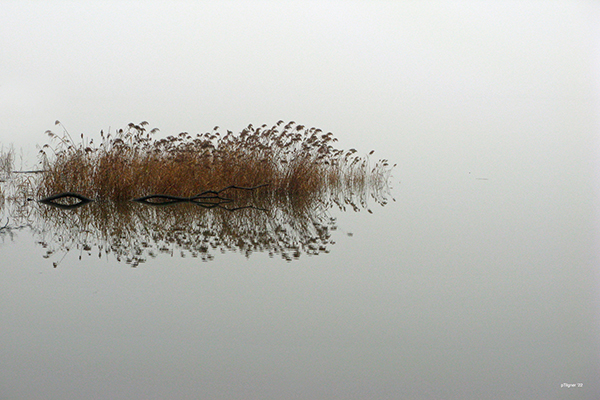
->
[9, 178, 393, 267]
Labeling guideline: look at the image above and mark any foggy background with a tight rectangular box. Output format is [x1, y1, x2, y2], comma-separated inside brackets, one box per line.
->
[1, 0, 598, 176]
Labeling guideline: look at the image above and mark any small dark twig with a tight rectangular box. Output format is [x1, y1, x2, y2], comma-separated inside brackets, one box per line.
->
[132, 194, 189, 205]
[217, 205, 269, 212]
[193, 183, 269, 198]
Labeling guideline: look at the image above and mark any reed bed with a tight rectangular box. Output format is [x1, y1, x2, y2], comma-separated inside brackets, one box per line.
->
[0, 146, 14, 178]
[0, 146, 14, 200]
[38, 121, 394, 202]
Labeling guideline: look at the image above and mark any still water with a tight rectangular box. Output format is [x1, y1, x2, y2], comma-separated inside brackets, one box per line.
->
[2, 1, 599, 398]
[1, 160, 598, 400]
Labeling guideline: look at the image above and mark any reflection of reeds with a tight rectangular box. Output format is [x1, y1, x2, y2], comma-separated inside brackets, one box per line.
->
[32, 197, 339, 266]
[38, 121, 394, 202]
[3, 165, 393, 265]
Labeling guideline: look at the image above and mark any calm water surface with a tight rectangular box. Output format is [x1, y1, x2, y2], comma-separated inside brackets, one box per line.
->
[2, 2, 599, 399]
[1, 160, 598, 399]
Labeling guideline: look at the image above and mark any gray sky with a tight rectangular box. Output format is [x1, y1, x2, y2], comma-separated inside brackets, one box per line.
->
[1, 0, 598, 171]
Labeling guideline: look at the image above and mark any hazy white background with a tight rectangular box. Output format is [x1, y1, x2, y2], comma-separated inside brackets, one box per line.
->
[1, 0, 599, 174]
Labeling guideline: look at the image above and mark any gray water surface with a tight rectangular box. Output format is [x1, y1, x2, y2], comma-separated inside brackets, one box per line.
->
[2, 2, 599, 398]
[1, 165, 598, 399]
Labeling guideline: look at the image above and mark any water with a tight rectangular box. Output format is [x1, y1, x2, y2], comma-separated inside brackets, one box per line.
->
[1, 158, 598, 399]
[1, 2, 599, 398]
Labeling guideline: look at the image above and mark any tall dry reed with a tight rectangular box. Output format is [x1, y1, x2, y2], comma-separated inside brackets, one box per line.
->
[0, 146, 16, 203]
[38, 121, 394, 202]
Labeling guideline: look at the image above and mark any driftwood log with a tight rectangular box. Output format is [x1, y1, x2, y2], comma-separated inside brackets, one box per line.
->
[38, 184, 269, 210]
[132, 184, 269, 205]
[38, 192, 94, 209]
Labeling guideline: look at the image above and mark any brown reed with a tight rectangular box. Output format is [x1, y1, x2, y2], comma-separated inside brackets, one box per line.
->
[0, 146, 14, 202]
[37, 121, 394, 202]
